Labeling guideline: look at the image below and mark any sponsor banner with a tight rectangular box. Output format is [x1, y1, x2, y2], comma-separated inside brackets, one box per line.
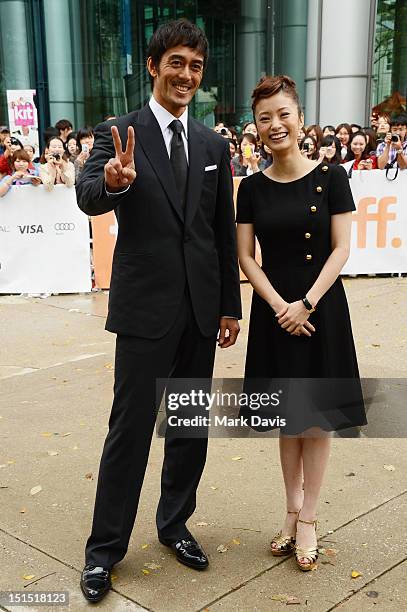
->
[0, 185, 91, 293]
[344, 170, 407, 273]
[90, 171, 407, 288]
[6, 90, 40, 157]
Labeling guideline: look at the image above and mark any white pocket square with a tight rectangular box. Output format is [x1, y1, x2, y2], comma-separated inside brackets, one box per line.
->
[205, 164, 217, 171]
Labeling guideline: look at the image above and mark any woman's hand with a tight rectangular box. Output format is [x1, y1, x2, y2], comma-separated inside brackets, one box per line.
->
[275, 300, 316, 337]
[29, 175, 42, 186]
[249, 152, 261, 170]
[11, 171, 25, 181]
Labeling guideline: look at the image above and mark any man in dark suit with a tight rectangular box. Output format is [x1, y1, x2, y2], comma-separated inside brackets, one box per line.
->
[76, 19, 241, 602]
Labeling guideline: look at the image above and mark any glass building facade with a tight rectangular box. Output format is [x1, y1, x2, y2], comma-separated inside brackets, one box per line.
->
[0, 0, 405, 142]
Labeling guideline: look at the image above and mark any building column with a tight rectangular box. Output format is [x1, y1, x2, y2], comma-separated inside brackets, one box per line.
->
[0, 1, 31, 89]
[274, 0, 308, 106]
[305, 0, 372, 126]
[235, 0, 267, 124]
[43, 0, 84, 127]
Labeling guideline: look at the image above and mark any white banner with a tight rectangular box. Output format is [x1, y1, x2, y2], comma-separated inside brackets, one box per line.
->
[0, 185, 91, 293]
[6, 89, 40, 157]
[343, 170, 407, 274]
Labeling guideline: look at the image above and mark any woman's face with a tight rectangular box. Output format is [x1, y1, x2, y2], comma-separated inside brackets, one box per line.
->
[323, 127, 335, 137]
[48, 138, 65, 155]
[244, 123, 258, 138]
[325, 142, 336, 159]
[67, 138, 78, 155]
[24, 145, 35, 160]
[308, 128, 317, 140]
[3, 136, 11, 149]
[377, 117, 390, 133]
[337, 127, 350, 144]
[80, 135, 94, 151]
[303, 137, 315, 154]
[14, 158, 29, 172]
[350, 135, 366, 158]
[10, 143, 22, 153]
[255, 91, 302, 155]
[229, 141, 236, 157]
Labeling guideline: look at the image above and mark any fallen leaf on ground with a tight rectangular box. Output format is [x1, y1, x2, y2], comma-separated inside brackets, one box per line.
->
[231, 456, 242, 461]
[383, 464, 395, 471]
[144, 563, 161, 570]
[60, 432, 72, 437]
[351, 570, 362, 578]
[371, 343, 380, 347]
[270, 594, 289, 602]
[319, 547, 337, 557]
[7, 460, 15, 464]
[345, 472, 356, 477]
[216, 544, 228, 553]
[286, 596, 301, 605]
[23, 575, 35, 580]
[210, 486, 218, 490]
[20, 508, 26, 513]
[30, 485, 42, 496]
[41, 432, 53, 437]
[232, 539, 241, 545]
[104, 363, 113, 369]
[142, 569, 150, 575]
[366, 591, 379, 598]
[141, 544, 149, 549]
[196, 522, 208, 526]
[84, 473, 93, 480]
[47, 451, 59, 456]
[111, 574, 118, 581]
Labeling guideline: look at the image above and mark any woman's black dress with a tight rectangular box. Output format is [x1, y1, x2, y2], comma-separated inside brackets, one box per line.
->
[236, 163, 367, 434]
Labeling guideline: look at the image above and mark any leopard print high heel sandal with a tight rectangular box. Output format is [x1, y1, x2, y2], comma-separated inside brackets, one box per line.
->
[295, 518, 319, 571]
[270, 510, 299, 557]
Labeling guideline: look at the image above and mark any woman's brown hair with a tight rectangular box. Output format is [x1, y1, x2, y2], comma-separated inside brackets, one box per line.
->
[11, 149, 31, 165]
[251, 75, 302, 117]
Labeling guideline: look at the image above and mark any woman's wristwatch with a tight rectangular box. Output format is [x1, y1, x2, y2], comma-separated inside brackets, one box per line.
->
[302, 296, 316, 313]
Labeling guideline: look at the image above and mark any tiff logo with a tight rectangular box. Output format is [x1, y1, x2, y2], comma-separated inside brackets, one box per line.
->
[352, 196, 402, 249]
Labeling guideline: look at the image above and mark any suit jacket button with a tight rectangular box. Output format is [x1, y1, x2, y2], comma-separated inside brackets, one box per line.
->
[305, 232, 311, 239]
[322, 165, 329, 172]
[310, 205, 317, 213]
[306, 254, 312, 261]
[316, 186, 323, 192]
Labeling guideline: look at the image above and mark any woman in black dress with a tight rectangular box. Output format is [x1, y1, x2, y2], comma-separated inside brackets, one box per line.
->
[236, 76, 366, 572]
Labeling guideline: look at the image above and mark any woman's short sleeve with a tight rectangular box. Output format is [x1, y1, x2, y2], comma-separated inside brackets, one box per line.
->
[236, 176, 253, 223]
[328, 165, 356, 214]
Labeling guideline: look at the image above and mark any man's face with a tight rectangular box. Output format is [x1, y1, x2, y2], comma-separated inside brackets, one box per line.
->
[148, 45, 204, 117]
[391, 123, 407, 141]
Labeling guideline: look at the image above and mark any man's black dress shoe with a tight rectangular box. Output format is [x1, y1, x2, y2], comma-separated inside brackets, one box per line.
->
[160, 535, 209, 570]
[80, 565, 112, 602]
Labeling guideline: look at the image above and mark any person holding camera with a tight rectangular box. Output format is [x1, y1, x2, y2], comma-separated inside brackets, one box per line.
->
[0, 136, 23, 178]
[232, 132, 266, 176]
[299, 135, 319, 160]
[0, 149, 41, 197]
[39, 136, 75, 190]
[74, 127, 95, 181]
[343, 131, 377, 172]
[376, 114, 407, 170]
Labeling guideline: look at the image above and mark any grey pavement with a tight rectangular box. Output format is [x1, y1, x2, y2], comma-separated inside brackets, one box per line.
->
[0, 277, 406, 611]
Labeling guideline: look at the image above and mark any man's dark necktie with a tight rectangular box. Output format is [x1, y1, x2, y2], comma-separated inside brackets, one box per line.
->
[169, 119, 188, 209]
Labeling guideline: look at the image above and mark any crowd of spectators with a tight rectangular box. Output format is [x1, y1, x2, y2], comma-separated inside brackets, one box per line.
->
[0, 118, 95, 197]
[1, 109, 406, 199]
[214, 111, 407, 177]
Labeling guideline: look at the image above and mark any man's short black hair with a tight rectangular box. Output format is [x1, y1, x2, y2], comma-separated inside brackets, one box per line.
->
[390, 113, 407, 127]
[55, 119, 73, 132]
[146, 19, 209, 87]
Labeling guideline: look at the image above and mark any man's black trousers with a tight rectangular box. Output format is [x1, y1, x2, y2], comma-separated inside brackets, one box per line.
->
[85, 291, 217, 568]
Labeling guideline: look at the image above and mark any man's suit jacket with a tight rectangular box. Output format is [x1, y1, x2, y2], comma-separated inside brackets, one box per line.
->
[76, 104, 242, 339]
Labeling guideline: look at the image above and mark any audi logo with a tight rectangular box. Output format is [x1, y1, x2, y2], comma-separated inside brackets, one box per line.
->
[54, 223, 75, 231]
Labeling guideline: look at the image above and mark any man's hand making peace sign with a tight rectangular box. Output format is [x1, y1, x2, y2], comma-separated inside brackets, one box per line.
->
[104, 125, 137, 192]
